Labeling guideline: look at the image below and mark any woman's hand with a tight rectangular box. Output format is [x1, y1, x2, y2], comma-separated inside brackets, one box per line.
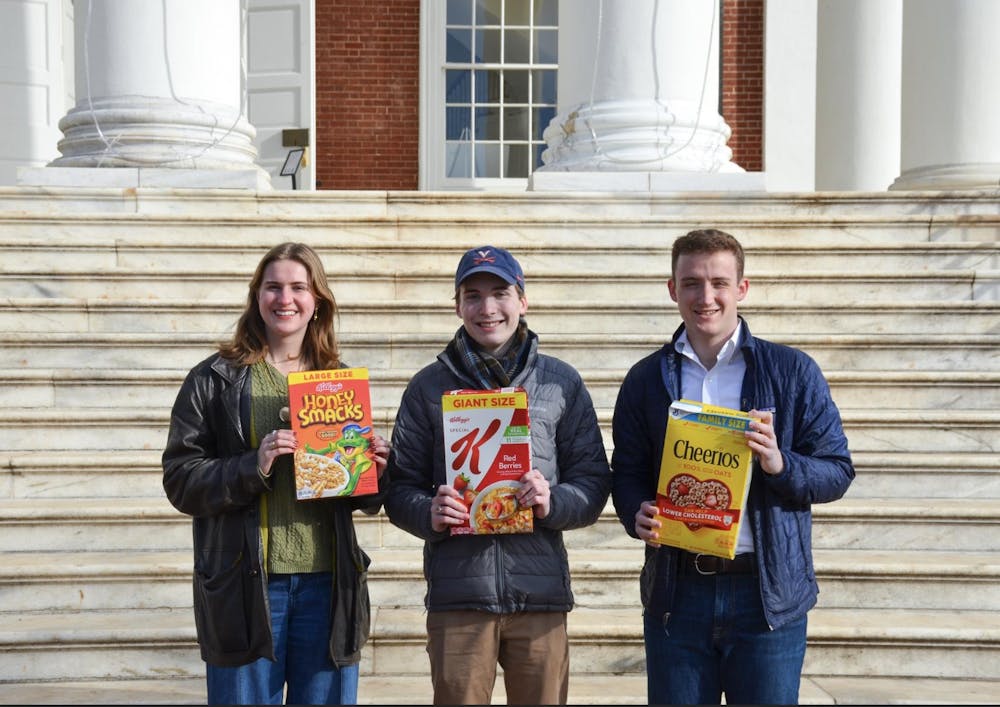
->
[257, 428, 295, 477]
[370, 434, 390, 479]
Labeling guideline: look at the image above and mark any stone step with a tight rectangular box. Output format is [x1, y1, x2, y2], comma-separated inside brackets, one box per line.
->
[5, 297, 999, 337]
[1, 498, 997, 554]
[2, 548, 996, 615]
[0, 236, 1000, 272]
[0, 188, 997, 245]
[3, 367, 999, 412]
[367, 605, 1000, 681]
[0, 604, 996, 683]
[3, 265, 997, 304]
[0, 405, 996, 455]
[6, 448, 997, 501]
[5, 674, 1000, 706]
[3, 331, 998, 373]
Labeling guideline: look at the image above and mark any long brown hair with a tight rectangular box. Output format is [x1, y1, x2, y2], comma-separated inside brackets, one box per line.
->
[218, 242, 341, 369]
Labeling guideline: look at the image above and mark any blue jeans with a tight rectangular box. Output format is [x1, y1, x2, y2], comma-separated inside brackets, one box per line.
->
[643, 572, 807, 705]
[206, 572, 359, 705]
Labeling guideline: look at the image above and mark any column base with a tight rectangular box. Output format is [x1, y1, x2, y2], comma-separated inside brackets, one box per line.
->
[889, 163, 1000, 191]
[540, 99, 739, 173]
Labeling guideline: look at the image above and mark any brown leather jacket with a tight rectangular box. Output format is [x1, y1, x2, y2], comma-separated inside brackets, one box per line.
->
[162, 353, 376, 667]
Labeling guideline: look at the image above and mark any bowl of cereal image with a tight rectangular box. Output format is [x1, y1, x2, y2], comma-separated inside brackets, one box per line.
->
[469, 480, 533, 534]
[294, 450, 350, 499]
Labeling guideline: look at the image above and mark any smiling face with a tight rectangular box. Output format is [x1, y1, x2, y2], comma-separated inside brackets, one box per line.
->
[456, 272, 528, 354]
[667, 249, 749, 366]
[257, 259, 317, 348]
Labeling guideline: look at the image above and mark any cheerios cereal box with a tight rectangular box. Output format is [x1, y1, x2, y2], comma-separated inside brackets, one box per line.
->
[288, 367, 378, 499]
[442, 387, 534, 536]
[654, 399, 753, 559]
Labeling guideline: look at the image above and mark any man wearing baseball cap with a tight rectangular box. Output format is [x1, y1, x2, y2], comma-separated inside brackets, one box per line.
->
[385, 245, 611, 704]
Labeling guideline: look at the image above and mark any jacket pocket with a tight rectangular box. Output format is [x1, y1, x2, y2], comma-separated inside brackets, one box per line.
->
[193, 551, 252, 654]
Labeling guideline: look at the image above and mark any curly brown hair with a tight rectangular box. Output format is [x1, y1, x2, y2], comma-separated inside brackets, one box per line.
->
[218, 242, 341, 369]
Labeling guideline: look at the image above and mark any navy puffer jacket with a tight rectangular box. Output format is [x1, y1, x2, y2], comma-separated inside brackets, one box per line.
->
[610, 318, 854, 629]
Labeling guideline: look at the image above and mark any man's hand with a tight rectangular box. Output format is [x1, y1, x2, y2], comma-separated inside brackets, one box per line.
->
[430, 485, 468, 532]
[517, 469, 551, 519]
[747, 409, 784, 475]
[635, 500, 662, 546]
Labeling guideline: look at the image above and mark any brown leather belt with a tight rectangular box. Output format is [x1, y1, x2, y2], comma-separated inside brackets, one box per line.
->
[678, 551, 757, 576]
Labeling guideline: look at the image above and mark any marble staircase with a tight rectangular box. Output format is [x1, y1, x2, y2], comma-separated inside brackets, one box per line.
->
[1, 187, 999, 704]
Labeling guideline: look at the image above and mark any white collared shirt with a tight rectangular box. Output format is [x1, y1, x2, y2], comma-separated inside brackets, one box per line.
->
[674, 327, 755, 554]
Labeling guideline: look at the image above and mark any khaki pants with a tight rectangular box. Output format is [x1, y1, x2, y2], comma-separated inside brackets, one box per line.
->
[426, 610, 569, 705]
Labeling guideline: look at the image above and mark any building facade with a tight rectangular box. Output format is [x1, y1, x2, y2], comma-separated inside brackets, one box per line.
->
[4, 0, 999, 193]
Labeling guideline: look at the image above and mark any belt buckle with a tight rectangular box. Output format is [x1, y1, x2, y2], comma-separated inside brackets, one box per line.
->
[694, 553, 717, 576]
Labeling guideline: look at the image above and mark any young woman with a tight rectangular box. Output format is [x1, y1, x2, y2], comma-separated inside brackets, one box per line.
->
[163, 242, 389, 705]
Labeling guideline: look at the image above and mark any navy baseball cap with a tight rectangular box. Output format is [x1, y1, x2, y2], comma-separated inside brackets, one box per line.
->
[454, 246, 525, 290]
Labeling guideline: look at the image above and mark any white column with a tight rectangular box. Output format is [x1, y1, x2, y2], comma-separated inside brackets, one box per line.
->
[815, 0, 901, 191]
[536, 0, 741, 179]
[891, 0, 1000, 190]
[41, 0, 268, 187]
[763, 0, 817, 192]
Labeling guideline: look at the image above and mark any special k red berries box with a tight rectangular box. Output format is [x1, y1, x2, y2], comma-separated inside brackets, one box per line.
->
[442, 387, 534, 535]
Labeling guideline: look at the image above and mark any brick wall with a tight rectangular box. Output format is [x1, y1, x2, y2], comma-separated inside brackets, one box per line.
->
[314, 0, 420, 190]
[721, 0, 764, 171]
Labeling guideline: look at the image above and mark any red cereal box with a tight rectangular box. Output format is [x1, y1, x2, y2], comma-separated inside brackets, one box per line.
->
[442, 387, 533, 535]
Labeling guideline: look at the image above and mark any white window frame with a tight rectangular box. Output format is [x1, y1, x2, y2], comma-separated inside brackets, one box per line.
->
[420, 0, 557, 191]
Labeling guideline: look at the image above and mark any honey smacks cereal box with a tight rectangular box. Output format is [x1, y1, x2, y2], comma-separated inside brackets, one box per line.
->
[288, 367, 378, 500]
[442, 387, 534, 535]
[654, 399, 754, 559]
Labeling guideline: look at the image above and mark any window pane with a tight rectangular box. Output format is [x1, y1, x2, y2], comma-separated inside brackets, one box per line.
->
[506, 0, 529, 27]
[475, 69, 501, 102]
[534, 143, 548, 169]
[475, 143, 501, 177]
[534, 106, 556, 140]
[476, 0, 501, 25]
[475, 106, 501, 140]
[532, 69, 557, 103]
[504, 144, 530, 178]
[504, 70, 529, 103]
[446, 70, 471, 103]
[446, 142, 472, 178]
[505, 27, 530, 64]
[505, 106, 529, 141]
[447, 29, 472, 63]
[447, 106, 471, 140]
[534, 29, 557, 64]
[534, 0, 558, 26]
[475, 28, 501, 63]
[447, 0, 472, 26]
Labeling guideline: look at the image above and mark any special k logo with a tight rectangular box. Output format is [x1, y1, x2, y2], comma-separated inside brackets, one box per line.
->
[472, 250, 496, 265]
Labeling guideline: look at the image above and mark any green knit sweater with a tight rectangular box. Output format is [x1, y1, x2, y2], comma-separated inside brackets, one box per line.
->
[251, 360, 334, 574]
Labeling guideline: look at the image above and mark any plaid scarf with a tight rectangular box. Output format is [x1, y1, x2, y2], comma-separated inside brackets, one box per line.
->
[447, 319, 532, 389]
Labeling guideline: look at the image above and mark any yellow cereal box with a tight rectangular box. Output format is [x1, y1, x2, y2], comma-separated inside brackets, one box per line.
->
[442, 387, 534, 535]
[654, 399, 753, 559]
[288, 367, 378, 499]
